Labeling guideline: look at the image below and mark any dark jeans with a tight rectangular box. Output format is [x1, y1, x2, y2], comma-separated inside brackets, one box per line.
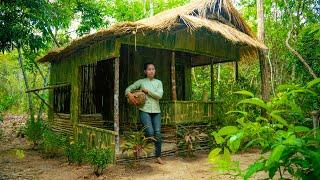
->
[139, 110, 162, 157]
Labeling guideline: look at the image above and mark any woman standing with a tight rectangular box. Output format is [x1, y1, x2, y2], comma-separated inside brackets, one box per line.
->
[125, 62, 164, 164]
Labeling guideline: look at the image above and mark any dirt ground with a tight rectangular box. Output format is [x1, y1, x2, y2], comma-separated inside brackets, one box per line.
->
[0, 114, 266, 180]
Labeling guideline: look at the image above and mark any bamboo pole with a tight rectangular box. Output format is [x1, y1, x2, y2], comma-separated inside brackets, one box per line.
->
[171, 52, 177, 100]
[25, 83, 70, 93]
[114, 57, 120, 155]
[210, 59, 214, 101]
[234, 61, 239, 82]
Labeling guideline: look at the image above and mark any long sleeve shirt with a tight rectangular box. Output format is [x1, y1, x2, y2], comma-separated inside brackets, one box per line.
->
[125, 77, 163, 113]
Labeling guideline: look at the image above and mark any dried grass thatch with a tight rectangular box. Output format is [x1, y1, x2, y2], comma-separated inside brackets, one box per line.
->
[38, 0, 267, 63]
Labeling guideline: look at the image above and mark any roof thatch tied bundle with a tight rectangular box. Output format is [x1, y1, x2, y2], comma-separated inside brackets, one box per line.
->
[38, 0, 267, 63]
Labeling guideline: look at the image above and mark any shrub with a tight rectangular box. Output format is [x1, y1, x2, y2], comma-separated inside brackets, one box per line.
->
[24, 118, 45, 147]
[65, 139, 86, 164]
[42, 129, 68, 157]
[208, 78, 320, 179]
[87, 147, 113, 176]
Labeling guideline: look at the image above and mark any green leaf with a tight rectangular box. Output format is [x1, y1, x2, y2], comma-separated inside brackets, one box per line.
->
[266, 144, 285, 168]
[228, 132, 243, 152]
[306, 78, 320, 89]
[293, 126, 310, 133]
[237, 98, 270, 111]
[208, 148, 222, 162]
[233, 90, 255, 97]
[269, 111, 288, 126]
[223, 147, 231, 161]
[212, 132, 225, 144]
[244, 161, 265, 180]
[283, 135, 302, 146]
[226, 110, 248, 117]
[218, 126, 238, 136]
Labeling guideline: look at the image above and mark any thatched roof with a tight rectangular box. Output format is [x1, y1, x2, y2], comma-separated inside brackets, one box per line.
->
[38, 0, 267, 63]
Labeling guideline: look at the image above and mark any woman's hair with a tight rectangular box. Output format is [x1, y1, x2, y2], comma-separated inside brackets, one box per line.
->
[143, 62, 155, 70]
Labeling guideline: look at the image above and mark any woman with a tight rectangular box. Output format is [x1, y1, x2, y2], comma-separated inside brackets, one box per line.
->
[125, 62, 164, 165]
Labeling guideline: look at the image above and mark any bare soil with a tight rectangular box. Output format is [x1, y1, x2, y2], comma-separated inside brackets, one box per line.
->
[0, 114, 266, 180]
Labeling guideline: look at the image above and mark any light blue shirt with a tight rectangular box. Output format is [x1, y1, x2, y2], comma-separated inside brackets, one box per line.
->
[125, 78, 163, 113]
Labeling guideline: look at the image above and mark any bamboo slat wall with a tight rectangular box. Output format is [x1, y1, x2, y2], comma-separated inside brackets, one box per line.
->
[125, 101, 216, 126]
[51, 113, 73, 135]
[79, 114, 105, 128]
[76, 123, 117, 163]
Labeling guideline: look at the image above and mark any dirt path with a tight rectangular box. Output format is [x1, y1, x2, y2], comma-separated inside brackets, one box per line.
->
[0, 114, 264, 180]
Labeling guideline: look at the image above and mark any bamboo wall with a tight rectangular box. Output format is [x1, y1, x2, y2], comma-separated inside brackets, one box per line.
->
[48, 38, 118, 135]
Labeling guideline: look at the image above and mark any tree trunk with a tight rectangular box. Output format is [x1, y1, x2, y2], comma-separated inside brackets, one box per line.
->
[284, 0, 317, 79]
[257, 0, 271, 102]
[17, 46, 35, 120]
[149, 0, 154, 16]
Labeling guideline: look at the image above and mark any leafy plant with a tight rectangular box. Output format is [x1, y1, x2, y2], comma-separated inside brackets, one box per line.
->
[208, 78, 320, 179]
[24, 118, 45, 148]
[244, 128, 320, 179]
[87, 147, 113, 176]
[121, 126, 155, 163]
[41, 129, 68, 157]
[65, 138, 86, 165]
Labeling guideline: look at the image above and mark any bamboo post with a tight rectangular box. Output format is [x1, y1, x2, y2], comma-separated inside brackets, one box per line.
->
[210, 59, 214, 101]
[311, 110, 320, 137]
[171, 51, 177, 101]
[114, 57, 120, 154]
[234, 61, 239, 82]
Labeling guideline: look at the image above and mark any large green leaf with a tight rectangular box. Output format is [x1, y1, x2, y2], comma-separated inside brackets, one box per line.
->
[269, 111, 288, 126]
[212, 132, 225, 144]
[266, 144, 285, 168]
[223, 147, 231, 161]
[306, 78, 320, 89]
[283, 135, 302, 146]
[227, 132, 243, 152]
[233, 90, 255, 98]
[226, 110, 248, 117]
[293, 126, 310, 133]
[208, 148, 222, 162]
[237, 98, 270, 111]
[218, 126, 238, 136]
[244, 161, 265, 180]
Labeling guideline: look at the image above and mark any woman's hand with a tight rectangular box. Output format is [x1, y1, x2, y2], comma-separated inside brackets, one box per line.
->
[128, 92, 138, 105]
[141, 88, 149, 94]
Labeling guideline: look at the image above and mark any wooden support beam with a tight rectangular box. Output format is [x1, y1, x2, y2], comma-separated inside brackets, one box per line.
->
[210, 59, 214, 101]
[171, 52, 177, 100]
[114, 57, 120, 154]
[234, 61, 239, 82]
[25, 82, 70, 93]
[32, 91, 64, 119]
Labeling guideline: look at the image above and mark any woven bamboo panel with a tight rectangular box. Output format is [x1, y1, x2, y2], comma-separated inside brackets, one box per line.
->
[79, 114, 105, 128]
[76, 124, 117, 163]
[51, 113, 73, 135]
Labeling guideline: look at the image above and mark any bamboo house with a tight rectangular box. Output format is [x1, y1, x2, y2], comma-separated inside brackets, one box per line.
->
[36, 0, 267, 163]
